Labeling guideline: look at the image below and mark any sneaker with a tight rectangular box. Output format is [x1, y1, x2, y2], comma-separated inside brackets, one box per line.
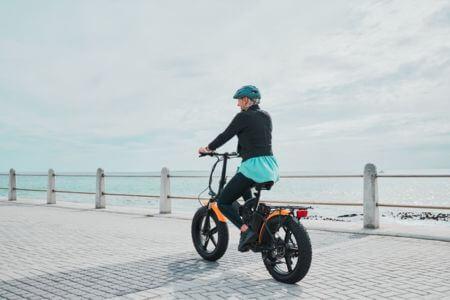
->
[238, 228, 257, 252]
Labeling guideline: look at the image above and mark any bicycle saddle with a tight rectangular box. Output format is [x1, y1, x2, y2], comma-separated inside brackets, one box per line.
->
[254, 181, 274, 191]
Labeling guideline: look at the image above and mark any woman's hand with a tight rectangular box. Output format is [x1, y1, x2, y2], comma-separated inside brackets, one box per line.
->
[198, 146, 211, 154]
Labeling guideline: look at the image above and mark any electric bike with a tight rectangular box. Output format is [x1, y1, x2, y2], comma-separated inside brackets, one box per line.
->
[191, 152, 312, 284]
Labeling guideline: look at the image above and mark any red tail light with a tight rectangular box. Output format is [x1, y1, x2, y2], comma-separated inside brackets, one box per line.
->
[296, 210, 308, 218]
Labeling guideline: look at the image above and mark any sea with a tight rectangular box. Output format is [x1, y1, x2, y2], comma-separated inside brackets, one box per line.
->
[1, 168, 449, 226]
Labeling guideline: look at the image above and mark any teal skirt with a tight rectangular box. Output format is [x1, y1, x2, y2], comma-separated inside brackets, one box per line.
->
[238, 155, 279, 183]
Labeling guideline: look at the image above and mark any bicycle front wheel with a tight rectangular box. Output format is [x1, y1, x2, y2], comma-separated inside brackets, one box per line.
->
[191, 206, 229, 261]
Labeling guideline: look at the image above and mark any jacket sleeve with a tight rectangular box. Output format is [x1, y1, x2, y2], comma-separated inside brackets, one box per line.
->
[208, 113, 246, 151]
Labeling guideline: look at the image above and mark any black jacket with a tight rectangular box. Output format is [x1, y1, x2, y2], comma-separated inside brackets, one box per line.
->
[208, 105, 273, 161]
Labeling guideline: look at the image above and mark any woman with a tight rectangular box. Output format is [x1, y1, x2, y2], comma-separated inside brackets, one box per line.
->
[198, 85, 279, 252]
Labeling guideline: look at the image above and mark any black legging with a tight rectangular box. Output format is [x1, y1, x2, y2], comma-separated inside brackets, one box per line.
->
[217, 172, 255, 229]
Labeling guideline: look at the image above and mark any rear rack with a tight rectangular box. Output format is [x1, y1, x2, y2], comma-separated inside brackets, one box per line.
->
[267, 205, 313, 210]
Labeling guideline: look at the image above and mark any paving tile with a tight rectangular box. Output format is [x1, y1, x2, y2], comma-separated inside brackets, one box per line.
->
[0, 202, 449, 300]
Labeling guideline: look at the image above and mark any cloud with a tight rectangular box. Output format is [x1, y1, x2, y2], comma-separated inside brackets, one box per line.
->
[1, 0, 449, 171]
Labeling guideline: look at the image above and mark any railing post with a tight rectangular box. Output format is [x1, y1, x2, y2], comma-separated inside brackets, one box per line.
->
[8, 168, 16, 201]
[160, 167, 171, 214]
[47, 169, 56, 204]
[96, 168, 105, 209]
[363, 163, 379, 229]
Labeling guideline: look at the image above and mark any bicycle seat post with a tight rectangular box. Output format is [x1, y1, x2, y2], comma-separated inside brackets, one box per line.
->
[253, 187, 262, 210]
[253, 181, 273, 209]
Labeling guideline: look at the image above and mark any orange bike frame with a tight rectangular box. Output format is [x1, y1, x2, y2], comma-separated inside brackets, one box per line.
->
[211, 202, 227, 223]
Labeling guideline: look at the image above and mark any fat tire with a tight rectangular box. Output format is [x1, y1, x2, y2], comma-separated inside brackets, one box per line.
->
[262, 216, 312, 284]
[191, 206, 229, 261]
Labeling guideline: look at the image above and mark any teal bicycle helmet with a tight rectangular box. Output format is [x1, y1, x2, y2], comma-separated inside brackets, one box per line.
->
[233, 85, 261, 100]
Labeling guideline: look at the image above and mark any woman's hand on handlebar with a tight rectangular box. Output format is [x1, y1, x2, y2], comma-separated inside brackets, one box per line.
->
[198, 146, 212, 155]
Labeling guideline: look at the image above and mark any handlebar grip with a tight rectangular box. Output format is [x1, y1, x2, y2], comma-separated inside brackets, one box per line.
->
[199, 152, 215, 157]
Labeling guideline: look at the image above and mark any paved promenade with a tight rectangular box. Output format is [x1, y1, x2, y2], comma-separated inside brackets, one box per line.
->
[0, 200, 449, 299]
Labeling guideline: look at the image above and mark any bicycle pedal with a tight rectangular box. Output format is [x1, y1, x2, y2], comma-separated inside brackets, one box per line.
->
[240, 246, 250, 253]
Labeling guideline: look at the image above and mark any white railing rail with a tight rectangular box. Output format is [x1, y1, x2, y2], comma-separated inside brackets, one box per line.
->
[1, 164, 449, 229]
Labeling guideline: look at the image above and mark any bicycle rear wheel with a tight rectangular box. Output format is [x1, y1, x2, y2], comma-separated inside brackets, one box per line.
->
[191, 206, 229, 261]
[262, 216, 312, 284]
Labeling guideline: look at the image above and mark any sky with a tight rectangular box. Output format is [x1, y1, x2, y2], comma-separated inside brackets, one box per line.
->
[1, 0, 449, 173]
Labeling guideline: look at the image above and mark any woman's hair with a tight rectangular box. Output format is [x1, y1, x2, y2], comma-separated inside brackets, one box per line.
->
[242, 98, 259, 111]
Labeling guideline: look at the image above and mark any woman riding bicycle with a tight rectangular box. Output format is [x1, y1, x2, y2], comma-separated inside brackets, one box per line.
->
[198, 85, 279, 252]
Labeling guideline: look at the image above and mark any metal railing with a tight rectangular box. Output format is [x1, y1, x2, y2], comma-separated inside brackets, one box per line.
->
[167, 173, 450, 211]
[1, 164, 449, 229]
[377, 174, 450, 178]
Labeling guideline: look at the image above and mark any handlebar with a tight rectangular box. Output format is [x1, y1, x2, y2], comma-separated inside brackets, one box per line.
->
[199, 151, 239, 158]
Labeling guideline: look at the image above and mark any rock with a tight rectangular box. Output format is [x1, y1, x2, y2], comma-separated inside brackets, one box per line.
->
[337, 213, 361, 218]
[394, 211, 449, 222]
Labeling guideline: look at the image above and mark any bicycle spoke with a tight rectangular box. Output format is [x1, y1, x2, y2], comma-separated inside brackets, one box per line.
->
[284, 229, 297, 250]
[203, 236, 210, 250]
[210, 227, 218, 234]
[284, 229, 291, 243]
[202, 215, 211, 234]
[210, 235, 217, 247]
[286, 246, 299, 253]
[285, 255, 293, 273]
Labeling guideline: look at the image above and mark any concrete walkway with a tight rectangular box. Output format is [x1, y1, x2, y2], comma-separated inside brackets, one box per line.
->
[0, 200, 449, 299]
